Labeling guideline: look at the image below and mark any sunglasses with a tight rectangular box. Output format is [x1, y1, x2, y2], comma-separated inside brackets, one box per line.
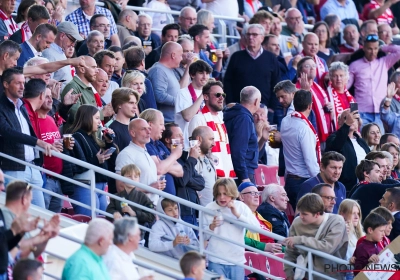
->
[365, 34, 379, 42]
[21, 183, 32, 201]
[213, 92, 226, 98]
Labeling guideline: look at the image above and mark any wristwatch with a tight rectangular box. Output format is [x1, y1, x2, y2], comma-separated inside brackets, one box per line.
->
[385, 97, 392, 103]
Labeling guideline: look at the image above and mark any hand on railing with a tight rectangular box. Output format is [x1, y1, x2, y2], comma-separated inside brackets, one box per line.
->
[52, 139, 63, 152]
[264, 242, 282, 253]
[282, 236, 295, 248]
[37, 139, 58, 156]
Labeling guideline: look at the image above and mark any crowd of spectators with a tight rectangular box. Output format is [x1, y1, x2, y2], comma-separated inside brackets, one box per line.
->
[2, 0, 400, 278]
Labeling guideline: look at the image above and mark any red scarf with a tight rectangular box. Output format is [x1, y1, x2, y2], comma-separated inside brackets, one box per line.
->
[70, 66, 75, 77]
[300, 51, 326, 81]
[0, 9, 19, 36]
[291, 111, 321, 164]
[393, 94, 400, 103]
[94, 92, 103, 109]
[391, 170, 398, 179]
[20, 21, 32, 43]
[188, 83, 197, 103]
[328, 85, 355, 129]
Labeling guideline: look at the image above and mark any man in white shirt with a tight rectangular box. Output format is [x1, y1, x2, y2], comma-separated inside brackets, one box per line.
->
[175, 60, 212, 147]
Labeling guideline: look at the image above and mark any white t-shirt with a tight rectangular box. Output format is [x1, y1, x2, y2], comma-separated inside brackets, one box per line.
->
[175, 86, 203, 147]
[103, 244, 140, 280]
[205, 0, 238, 17]
[102, 81, 119, 104]
[351, 138, 367, 164]
[146, 1, 171, 37]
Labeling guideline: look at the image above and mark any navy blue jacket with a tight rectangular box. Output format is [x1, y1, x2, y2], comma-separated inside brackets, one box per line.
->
[389, 212, 400, 241]
[277, 55, 296, 82]
[297, 173, 347, 214]
[224, 104, 259, 181]
[257, 202, 290, 238]
[17, 41, 34, 67]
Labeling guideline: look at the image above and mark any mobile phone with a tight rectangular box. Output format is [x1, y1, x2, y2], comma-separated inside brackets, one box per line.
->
[58, 79, 66, 83]
[104, 147, 116, 155]
[350, 102, 358, 112]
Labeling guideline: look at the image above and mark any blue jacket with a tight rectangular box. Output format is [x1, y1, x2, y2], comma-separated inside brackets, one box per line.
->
[257, 202, 290, 238]
[296, 173, 347, 214]
[17, 41, 35, 67]
[381, 106, 400, 139]
[389, 212, 400, 241]
[224, 104, 259, 181]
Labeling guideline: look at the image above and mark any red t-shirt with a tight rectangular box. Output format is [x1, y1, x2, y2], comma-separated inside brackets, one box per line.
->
[362, 1, 394, 24]
[337, 92, 352, 111]
[255, 214, 274, 244]
[38, 116, 63, 174]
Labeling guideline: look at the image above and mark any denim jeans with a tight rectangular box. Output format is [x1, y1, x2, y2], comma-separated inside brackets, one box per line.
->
[208, 261, 245, 280]
[4, 167, 45, 208]
[285, 176, 308, 211]
[359, 112, 385, 134]
[42, 175, 63, 213]
[69, 182, 108, 216]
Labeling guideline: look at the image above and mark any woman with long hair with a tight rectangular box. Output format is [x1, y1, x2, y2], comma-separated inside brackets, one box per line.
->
[381, 142, 400, 179]
[67, 105, 116, 216]
[312, 21, 335, 62]
[338, 199, 364, 262]
[361, 122, 381, 151]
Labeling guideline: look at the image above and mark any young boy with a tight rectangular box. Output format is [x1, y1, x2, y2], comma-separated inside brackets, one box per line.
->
[106, 164, 155, 228]
[283, 193, 348, 280]
[149, 198, 199, 259]
[353, 212, 388, 275]
[179, 251, 206, 280]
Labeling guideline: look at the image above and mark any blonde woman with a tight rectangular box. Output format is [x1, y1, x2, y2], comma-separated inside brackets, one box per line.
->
[121, 70, 148, 113]
[338, 199, 364, 262]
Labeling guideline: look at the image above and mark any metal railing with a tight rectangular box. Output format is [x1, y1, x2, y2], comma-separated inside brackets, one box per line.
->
[0, 146, 349, 280]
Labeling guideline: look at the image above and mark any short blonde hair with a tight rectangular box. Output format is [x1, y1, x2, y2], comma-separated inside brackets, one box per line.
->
[121, 70, 146, 93]
[121, 164, 141, 177]
[212, 178, 238, 199]
[139, 108, 162, 124]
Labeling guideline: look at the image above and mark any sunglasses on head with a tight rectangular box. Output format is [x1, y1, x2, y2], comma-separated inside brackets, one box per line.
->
[365, 34, 379, 42]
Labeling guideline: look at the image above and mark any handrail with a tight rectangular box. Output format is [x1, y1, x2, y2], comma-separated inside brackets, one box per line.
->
[0, 147, 350, 279]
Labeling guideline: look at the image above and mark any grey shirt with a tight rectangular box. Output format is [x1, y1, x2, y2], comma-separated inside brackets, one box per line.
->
[42, 43, 73, 87]
[148, 62, 181, 122]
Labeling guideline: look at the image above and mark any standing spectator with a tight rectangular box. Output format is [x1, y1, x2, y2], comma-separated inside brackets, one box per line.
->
[324, 14, 342, 53]
[361, 123, 381, 151]
[379, 133, 400, 148]
[297, 152, 346, 214]
[0, 0, 19, 40]
[175, 36, 196, 89]
[146, 0, 172, 38]
[326, 109, 368, 192]
[320, 0, 359, 24]
[203, 178, 259, 280]
[93, 50, 118, 104]
[281, 89, 320, 209]
[191, 126, 216, 207]
[65, 0, 120, 46]
[378, 23, 394, 45]
[85, 30, 105, 57]
[362, 0, 399, 35]
[339, 24, 362, 53]
[224, 86, 261, 184]
[147, 42, 182, 123]
[379, 187, 400, 241]
[109, 46, 125, 83]
[134, 14, 161, 56]
[348, 35, 400, 132]
[381, 82, 400, 137]
[224, 24, 280, 113]
[381, 142, 400, 178]
[248, 10, 273, 34]
[62, 219, 114, 280]
[283, 194, 348, 280]
[12, 259, 43, 280]
[17, 23, 57, 67]
[179, 251, 206, 280]
[382, 72, 400, 114]
[121, 70, 151, 113]
[9, 5, 50, 44]
[178, 7, 197, 35]
[188, 80, 235, 178]
[312, 21, 335, 62]
[116, 10, 137, 46]
[359, 20, 379, 43]
[197, 10, 220, 50]
[281, 8, 305, 43]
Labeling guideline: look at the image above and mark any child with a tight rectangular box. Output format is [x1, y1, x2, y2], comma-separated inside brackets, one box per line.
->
[179, 251, 206, 280]
[106, 164, 156, 234]
[203, 178, 259, 280]
[149, 198, 199, 259]
[353, 212, 387, 275]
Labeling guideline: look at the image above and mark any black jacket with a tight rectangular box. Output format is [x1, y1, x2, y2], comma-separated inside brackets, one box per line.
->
[390, 212, 400, 241]
[145, 45, 162, 69]
[9, 29, 22, 44]
[175, 151, 205, 216]
[326, 124, 370, 192]
[257, 202, 290, 238]
[0, 94, 42, 171]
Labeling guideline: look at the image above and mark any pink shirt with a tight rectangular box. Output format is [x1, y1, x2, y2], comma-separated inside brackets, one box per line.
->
[347, 45, 400, 113]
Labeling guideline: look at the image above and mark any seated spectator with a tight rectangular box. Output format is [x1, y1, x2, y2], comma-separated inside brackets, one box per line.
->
[312, 21, 335, 62]
[283, 193, 348, 280]
[365, 206, 394, 249]
[353, 212, 387, 275]
[177, 7, 197, 35]
[175, 36, 196, 88]
[134, 14, 161, 56]
[91, 69, 115, 118]
[146, 0, 171, 38]
[248, 10, 273, 35]
[85, 30, 106, 57]
[197, 10, 221, 53]
[272, 13, 302, 57]
[361, 122, 381, 151]
[109, 46, 125, 83]
[103, 217, 148, 280]
[93, 50, 119, 104]
[149, 198, 199, 259]
[381, 142, 400, 178]
[116, 10, 137, 46]
[324, 14, 342, 53]
[339, 24, 362, 53]
[179, 251, 206, 280]
[379, 187, 400, 241]
[297, 151, 346, 213]
[381, 82, 400, 138]
[0, 0, 19, 40]
[381, 150, 395, 179]
[365, 151, 398, 184]
[62, 219, 114, 280]
[338, 199, 364, 261]
[257, 184, 290, 238]
[360, 20, 380, 43]
[310, 183, 338, 213]
[121, 70, 150, 113]
[67, 105, 115, 216]
[281, 8, 306, 44]
[326, 109, 369, 192]
[203, 178, 259, 279]
[362, 0, 399, 35]
[320, 0, 359, 26]
[378, 23, 394, 45]
[12, 259, 43, 280]
[239, 182, 282, 253]
[379, 133, 400, 149]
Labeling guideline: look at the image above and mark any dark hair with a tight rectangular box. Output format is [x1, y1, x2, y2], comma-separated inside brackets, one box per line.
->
[379, 133, 399, 149]
[44, 0, 55, 9]
[189, 60, 212, 77]
[27, 4, 50, 22]
[90, 14, 107, 28]
[12, 259, 43, 280]
[0, 40, 22, 58]
[293, 89, 312, 112]
[16, 0, 36, 23]
[324, 14, 339, 29]
[108, 45, 123, 55]
[312, 21, 331, 48]
[365, 151, 387, 161]
[180, 251, 205, 277]
[385, 187, 400, 210]
[188, 24, 209, 39]
[161, 198, 178, 210]
[361, 123, 380, 144]
[33, 23, 57, 37]
[355, 159, 380, 181]
[262, 34, 277, 46]
[24, 78, 46, 99]
[371, 206, 395, 223]
[296, 56, 314, 78]
[274, 80, 296, 94]
[124, 46, 145, 69]
[311, 183, 332, 196]
[161, 123, 180, 145]
[363, 212, 387, 233]
[202, 79, 222, 95]
[162, 23, 181, 37]
[5, 181, 31, 203]
[297, 193, 324, 215]
[2, 67, 23, 85]
[93, 50, 115, 67]
[321, 151, 345, 167]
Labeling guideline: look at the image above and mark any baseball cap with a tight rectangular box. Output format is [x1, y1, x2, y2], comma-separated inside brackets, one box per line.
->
[238, 181, 257, 193]
[57, 21, 84, 41]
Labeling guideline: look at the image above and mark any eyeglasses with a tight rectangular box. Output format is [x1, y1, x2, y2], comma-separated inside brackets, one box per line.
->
[365, 34, 379, 42]
[213, 93, 226, 98]
[320, 195, 336, 201]
[303, 64, 317, 69]
[246, 33, 261, 37]
[287, 16, 302, 21]
[242, 191, 261, 197]
[64, 33, 77, 48]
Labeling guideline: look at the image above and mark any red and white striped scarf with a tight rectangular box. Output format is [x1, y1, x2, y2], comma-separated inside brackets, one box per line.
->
[300, 51, 326, 81]
[20, 21, 32, 43]
[327, 85, 355, 129]
[291, 111, 321, 164]
[201, 105, 236, 178]
[0, 9, 19, 36]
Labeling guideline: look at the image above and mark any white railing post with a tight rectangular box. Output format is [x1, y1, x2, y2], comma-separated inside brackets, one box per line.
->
[198, 211, 204, 255]
[308, 251, 314, 280]
[89, 170, 96, 219]
[217, 19, 227, 44]
[166, 14, 174, 24]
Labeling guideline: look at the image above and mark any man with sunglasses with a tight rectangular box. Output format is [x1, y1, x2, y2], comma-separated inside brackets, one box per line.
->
[43, 22, 83, 86]
[348, 33, 400, 133]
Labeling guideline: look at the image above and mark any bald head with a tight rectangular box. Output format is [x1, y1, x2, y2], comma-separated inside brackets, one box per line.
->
[76, 56, 97, 77]
[192, 125, 213, 139]
[129, 118, 147, 131]
[160, 41, 183, 68]
[192, 125, 215, 155]
[161, 41, 182, 57]
[304, 32, 318, 42]
[96, 68, 108, 79]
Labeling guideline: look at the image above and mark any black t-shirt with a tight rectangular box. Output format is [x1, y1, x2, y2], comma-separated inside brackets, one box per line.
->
[109, 120, 130, 151]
